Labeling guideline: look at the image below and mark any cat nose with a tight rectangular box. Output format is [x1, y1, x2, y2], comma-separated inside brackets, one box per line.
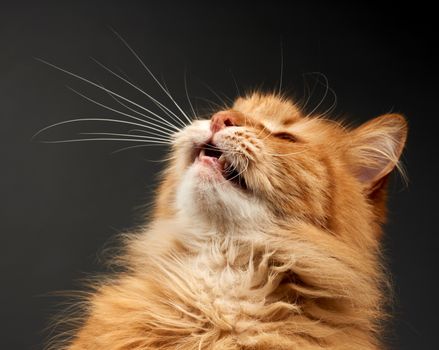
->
[210, 112, 239, 133]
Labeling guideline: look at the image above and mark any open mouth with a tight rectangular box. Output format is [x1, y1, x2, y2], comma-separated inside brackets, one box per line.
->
[196, 142, 247, 190]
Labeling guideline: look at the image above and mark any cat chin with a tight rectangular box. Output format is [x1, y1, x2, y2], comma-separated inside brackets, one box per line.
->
[176, 161, 237, 206]
[175, 162, 266, 226]
[193, 156, 225, 181]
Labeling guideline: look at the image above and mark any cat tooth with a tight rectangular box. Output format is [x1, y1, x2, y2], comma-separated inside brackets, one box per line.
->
[218, 154, 226, 166]
[199, 148, 205, 157]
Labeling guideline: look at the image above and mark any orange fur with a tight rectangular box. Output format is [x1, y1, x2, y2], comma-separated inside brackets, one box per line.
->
[54, 93, 407, 349]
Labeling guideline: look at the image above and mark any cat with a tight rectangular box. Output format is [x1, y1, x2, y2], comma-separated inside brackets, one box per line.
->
[54, 92, 407, 349]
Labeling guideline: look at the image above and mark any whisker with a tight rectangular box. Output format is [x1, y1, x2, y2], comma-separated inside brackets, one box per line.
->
[110, 29, 193, 124]
[219, 157, 249, 188]
[300, 72, 320, 113]
[67, 86, 175, 136]
[126, 128, 179, 142]
[184, 68, 197, 120]
[127, 128, 168, 136]
[229, 70, 241, 98]
[32, 117, 174, 141]
[39, 138, 170, 144]
[102, 88, 176, 132]
[79, 132, 172, 143]
[263, 149, 309, 157]
[278, 39, 284, 95]
[305, 72, 330, 117]
[193, 96, 224, 110]
[200, 81, 232, 107]
[111, 144, 176, 155]
[91, 58, 187, 129]
[318, 81, 338, 117]
[34, 58, 181, 132]
[201, 144, 242, 156]
[257, 123, 275, 141]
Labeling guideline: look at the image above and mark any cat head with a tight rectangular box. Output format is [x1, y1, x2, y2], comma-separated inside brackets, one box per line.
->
[155, 93, 407, 238]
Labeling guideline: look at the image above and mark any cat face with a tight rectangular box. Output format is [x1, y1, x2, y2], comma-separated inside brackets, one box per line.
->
[163, 93, 407, 231]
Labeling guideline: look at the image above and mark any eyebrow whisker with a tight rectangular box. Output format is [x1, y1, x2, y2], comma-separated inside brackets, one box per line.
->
[305, 72, 330, 117]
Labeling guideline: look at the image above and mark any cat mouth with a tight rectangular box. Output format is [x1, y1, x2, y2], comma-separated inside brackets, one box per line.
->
[195, 142, 247, 190]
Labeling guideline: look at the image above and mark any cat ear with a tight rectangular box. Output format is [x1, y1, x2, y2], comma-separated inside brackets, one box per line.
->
[348, 114, 408, 189]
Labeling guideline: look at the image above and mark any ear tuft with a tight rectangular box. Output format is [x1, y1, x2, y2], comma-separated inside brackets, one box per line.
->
[349, 114, 408, 188]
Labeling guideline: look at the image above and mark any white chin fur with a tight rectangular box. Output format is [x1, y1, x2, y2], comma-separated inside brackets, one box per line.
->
[175, 162, 266, 227]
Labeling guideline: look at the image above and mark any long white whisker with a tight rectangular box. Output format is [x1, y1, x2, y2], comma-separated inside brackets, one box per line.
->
[91, 58, 187, 128]
[184, 68, 197, 119]
[34, 58, 181, 132]
[111, 144, 175, 154]
[156, 72, 189, 127]
[67, 87, 175, 136]
[39, 138, 170, 144]
[103, 88, 172, 130]
[127, 128, 163, 136]
[32, 117, 174, 141]
[126, 129, 179, 142]
[79, 132, 172, 143]
[110, 29, 193, 124]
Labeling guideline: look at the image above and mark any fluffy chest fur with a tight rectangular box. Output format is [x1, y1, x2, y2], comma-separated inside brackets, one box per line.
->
[66, 221, 383, 350]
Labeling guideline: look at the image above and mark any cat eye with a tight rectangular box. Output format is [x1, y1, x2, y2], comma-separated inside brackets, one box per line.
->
[273, 132, 297, 142]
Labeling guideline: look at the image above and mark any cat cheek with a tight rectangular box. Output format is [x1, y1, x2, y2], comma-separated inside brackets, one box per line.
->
[174, 121, 212, 146]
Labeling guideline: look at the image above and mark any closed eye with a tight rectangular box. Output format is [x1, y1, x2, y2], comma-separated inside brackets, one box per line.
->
[273, 132, 297, 142]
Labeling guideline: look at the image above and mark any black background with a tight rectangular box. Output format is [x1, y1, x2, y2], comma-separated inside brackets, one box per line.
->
[1, 1, 437, 349]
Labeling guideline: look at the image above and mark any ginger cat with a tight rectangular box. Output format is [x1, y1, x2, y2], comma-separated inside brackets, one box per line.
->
[57, 93, 407, 349]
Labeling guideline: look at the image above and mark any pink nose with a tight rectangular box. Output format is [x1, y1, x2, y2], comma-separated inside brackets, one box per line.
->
[210, 112, 238, 133]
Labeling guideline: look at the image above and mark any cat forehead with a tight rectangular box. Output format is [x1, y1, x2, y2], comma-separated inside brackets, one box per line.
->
[229, 93, 348, 140]
[233, 93, 302, 125]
